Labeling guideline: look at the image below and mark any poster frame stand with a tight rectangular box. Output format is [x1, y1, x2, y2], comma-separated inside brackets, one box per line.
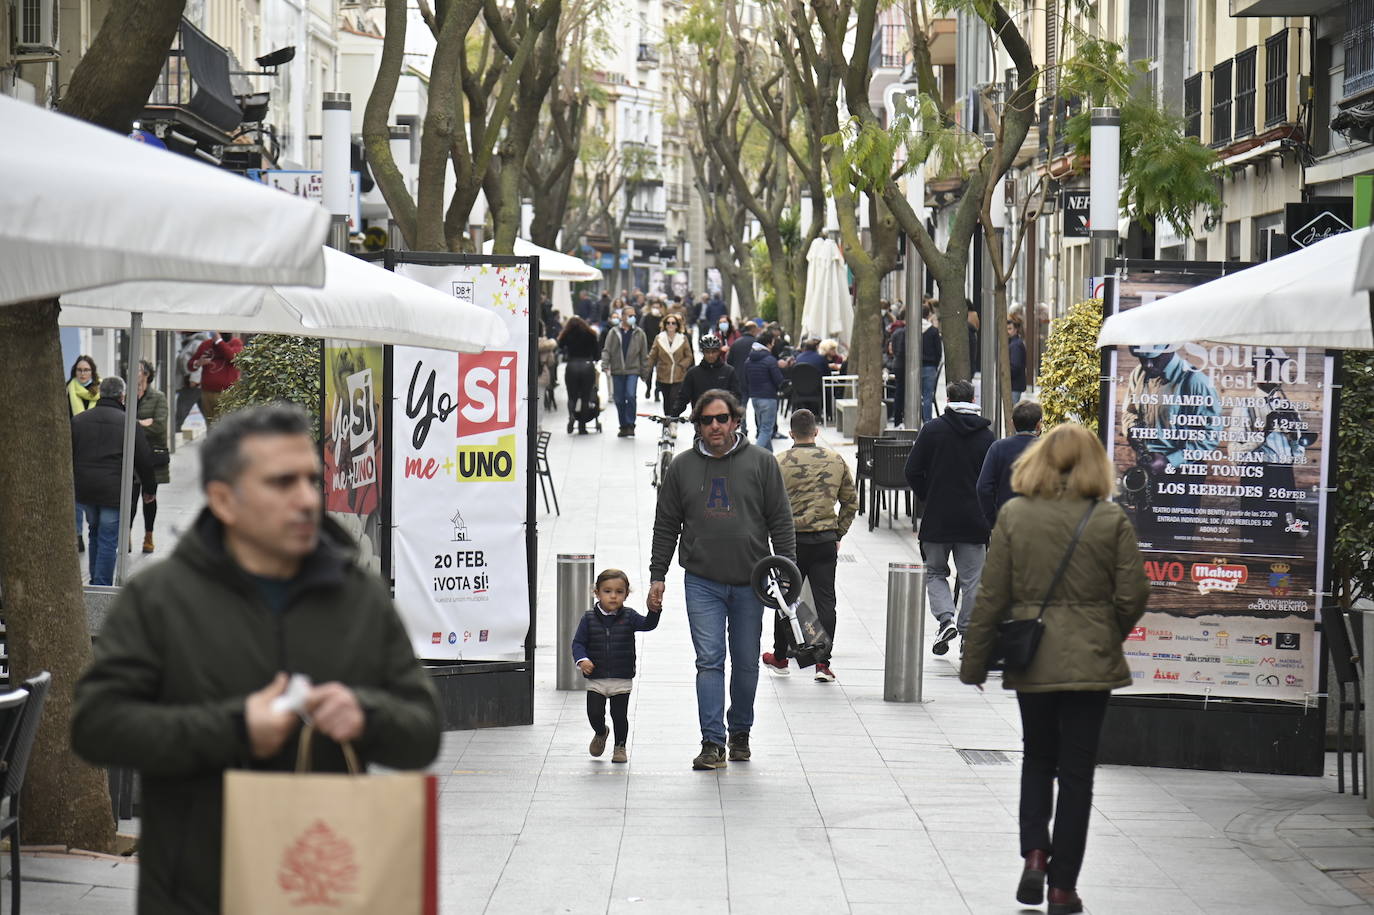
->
[1095, 259, 1330, 776]
[356, 249, 539, 730]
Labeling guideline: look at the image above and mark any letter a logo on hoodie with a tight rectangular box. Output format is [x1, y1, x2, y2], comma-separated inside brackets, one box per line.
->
[705, 477, 733, 515]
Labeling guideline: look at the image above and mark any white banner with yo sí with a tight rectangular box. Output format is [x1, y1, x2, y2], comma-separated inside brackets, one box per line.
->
[391, 261, 533, 661]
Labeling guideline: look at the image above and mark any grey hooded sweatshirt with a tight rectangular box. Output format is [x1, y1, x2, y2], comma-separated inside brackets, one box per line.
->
[650, 431, 796, 586]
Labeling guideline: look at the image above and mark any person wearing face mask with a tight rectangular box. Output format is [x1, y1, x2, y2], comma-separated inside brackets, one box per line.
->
[601, 307, 652, 437]
[715, 315, 738, 346]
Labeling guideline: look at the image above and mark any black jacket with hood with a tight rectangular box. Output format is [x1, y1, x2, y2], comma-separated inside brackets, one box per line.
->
[675, 357, 743, 414]
[71, 396, 158, 507]
[904, 404, 996, 544]
[72, 510, 441, 915]
[650, 431, 796, 586]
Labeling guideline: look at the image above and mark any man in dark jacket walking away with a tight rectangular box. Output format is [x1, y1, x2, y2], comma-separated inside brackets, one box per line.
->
[676, 334, 742, 413]
[904, 380, 995, 655]
[72, 404, 441, 915]
[649, 390, 795, 771]
[727, 320, 760, 430]
[977, 399, 1042, 529]
[71, 375, 158, 585]
[744, 330, 787, 451]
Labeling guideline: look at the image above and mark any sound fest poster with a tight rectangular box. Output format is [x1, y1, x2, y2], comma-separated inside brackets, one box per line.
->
[1102, 272, 1334, 704]
[323, 342, 384, 575]
[391, 263, 527, 661]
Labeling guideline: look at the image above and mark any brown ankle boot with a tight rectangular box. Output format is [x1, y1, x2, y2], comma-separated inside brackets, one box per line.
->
[1047, 887, 1083, 915]
[142, 532, 155, 554]
[1017, 849, 1048, 905]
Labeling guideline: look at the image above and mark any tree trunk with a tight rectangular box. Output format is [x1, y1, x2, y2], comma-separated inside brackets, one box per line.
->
[60, 0, 187, 131]
[0, 299, 115, 851]
[362, 0, 418, 248]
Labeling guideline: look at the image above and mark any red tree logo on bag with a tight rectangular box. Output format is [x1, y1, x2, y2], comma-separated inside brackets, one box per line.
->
[277, 820, 359, 906]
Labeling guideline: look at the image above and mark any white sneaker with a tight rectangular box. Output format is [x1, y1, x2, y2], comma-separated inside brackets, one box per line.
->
[932, 620, 958, 656]
[814, 663, 836, 683]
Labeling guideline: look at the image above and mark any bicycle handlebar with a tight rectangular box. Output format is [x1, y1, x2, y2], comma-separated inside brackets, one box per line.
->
[636, 414, 690, 424]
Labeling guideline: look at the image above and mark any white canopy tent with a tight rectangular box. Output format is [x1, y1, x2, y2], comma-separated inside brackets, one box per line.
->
[800, 237, 854, 344]
[1097, 226, 1374, 350]
[481, 238, 600, 281]
[60, 246, 509, 351]
[0, 94, 329, 306]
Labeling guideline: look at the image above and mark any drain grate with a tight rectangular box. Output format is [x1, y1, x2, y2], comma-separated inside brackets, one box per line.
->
[956, 748, 1014, 766]
[837, 553, 857, 563]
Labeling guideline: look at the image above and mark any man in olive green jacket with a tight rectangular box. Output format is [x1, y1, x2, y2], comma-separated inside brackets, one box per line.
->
[72, 404, 440, 915]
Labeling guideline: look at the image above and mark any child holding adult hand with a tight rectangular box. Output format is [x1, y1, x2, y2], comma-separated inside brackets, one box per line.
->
[570, 568, 660, 763]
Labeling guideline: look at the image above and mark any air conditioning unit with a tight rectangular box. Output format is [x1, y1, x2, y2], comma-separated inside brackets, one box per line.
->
[16, 0, 59, 54]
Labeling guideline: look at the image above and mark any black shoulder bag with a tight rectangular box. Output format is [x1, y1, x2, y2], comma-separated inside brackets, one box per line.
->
[989, 499, 1098, 672]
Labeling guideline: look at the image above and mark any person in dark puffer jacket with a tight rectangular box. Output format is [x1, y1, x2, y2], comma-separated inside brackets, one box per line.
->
[571, 568, 661, 763]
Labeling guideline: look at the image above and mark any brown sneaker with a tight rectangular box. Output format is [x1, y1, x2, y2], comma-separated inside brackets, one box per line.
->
[142, 532, 155, 554]
[589, 728, 609, 757]
[612, 745, 628, 763]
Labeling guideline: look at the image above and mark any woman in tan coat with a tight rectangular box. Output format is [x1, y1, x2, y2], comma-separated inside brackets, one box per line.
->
[961, 423, 1149, 915]
[647, 313, 695, 415]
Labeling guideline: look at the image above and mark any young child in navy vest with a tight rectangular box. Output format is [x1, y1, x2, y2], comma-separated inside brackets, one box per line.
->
[571, 568, 661, 763]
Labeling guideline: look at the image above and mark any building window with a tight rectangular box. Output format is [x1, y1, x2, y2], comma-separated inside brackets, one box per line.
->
[1212, 59, 1233, 146]
[1345, 0, 1374, 98]
[879, 24, 906, 69]
[1184, 73, 1202, 139]
[1265, 30, 1289, 126]
[1234, 47, 1257, 139]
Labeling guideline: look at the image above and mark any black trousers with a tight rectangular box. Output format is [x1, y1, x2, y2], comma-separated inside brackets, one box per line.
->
[128, 482, 159, 534]
[1016, 690, 1110, 891]
[772, 539, 839, 658]
[587, 691, 630, 746]
[564, 359, 596, 428]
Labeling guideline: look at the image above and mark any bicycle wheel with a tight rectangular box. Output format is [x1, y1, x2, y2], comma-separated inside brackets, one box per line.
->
[657, 450, 672, 487]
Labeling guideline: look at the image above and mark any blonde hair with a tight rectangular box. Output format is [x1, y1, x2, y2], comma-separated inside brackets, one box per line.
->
[1010, 423, 1114, 499]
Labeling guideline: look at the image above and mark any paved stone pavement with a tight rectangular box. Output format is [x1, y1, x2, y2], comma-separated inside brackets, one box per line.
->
[11, 396, 1373, 913]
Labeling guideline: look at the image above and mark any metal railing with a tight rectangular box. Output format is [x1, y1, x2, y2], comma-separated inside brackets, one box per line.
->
[1234, 47, 1257, 139]
[1184, 73, 1203, 139]
[1344, 0, 1374, 98]
[1212, 59, 1233, 147]
[1265, 31, 1289, 127]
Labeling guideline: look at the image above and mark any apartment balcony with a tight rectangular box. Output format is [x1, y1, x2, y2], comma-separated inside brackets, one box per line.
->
[637, 43, 660, 66]
[1230, 0, 1339, 16]
[627, 208, 667, 232]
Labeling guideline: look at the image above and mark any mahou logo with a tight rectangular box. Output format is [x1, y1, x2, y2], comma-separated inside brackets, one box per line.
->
[1191, 559, 1247, 594]
[278, 820, 359, 906]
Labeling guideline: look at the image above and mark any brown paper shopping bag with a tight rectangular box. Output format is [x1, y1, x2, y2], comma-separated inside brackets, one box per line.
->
[222, 730, 438, 914]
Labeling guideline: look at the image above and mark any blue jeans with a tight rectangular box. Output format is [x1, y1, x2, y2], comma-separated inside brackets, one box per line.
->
[612, 373, 638, 429]
[80, 502, 120, 585]
[922, 540, 986, 634]
[683, 572, 765, 746]
[921, 365, 940, 422]
[752, 397, 778, 451]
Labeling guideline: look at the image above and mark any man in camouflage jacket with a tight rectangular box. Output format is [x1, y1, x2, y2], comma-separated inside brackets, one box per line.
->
[765, 409, 859, 681]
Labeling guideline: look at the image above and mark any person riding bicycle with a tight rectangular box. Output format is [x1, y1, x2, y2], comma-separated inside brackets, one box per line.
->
[675, 335, 742, 415]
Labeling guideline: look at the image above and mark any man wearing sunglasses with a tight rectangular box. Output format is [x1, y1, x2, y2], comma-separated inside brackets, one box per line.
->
[648, 390, 796, 770]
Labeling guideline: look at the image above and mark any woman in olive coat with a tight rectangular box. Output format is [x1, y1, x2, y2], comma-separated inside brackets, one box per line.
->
[961, 423, 1149, 915]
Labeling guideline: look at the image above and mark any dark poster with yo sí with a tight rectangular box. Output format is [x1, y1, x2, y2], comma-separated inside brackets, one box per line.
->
[1102, 271, 1334, 704]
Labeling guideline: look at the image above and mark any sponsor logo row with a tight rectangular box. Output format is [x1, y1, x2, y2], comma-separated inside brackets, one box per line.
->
[1127, 627, 1302, 650]
[1144, 559, 1295, 596]
[431, 629, 491, 645]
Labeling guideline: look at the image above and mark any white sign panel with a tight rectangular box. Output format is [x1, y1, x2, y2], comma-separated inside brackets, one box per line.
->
[391, 262, 530, 661]
[253, 169, 363, 232]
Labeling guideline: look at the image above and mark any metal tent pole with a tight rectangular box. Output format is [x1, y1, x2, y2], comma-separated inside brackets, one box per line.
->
[114, 312, 143, 585]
